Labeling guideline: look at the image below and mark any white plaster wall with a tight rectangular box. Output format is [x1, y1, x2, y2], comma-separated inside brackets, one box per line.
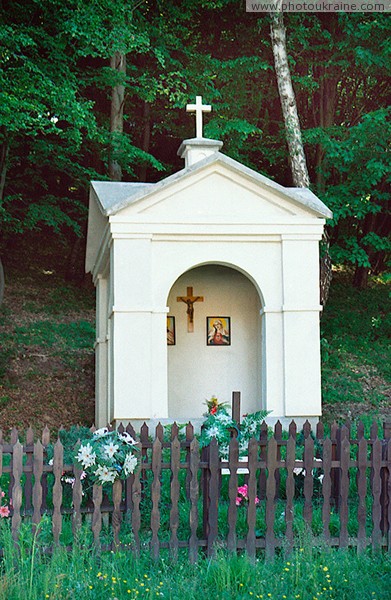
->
[166, 265, 262, 419]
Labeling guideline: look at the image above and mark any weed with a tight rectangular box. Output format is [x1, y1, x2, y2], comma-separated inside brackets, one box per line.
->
[0, 519, 390, 599]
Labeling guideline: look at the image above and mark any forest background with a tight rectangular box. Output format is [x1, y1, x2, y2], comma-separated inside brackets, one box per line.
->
[0, 1, 390, 431]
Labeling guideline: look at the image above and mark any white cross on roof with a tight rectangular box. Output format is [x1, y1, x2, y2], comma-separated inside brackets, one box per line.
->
[186, 96, 211, 138]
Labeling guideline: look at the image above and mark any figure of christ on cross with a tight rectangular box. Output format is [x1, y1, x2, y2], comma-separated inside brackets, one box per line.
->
[186, 96, 211, 138]
[177, 286, 204, 332]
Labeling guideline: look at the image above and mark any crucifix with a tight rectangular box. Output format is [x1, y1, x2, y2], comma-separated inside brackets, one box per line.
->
[177, 286, 204, 332]
[186, 95, 211, 138]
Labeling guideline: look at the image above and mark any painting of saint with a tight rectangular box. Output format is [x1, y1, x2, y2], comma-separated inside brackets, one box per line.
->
[167, 316, 175, 345]
[207, 317, 230, 346]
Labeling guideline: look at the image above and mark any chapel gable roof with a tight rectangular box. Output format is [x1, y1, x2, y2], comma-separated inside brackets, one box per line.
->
[90, 152, 332, 220]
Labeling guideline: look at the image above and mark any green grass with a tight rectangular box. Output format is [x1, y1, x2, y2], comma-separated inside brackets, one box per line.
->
[3, 320, 94, 351]
[0, 520, 390, 600]
[320, 273, 390, 409]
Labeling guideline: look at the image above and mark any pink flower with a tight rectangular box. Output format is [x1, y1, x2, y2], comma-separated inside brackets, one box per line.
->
[237, 485, 248, 497]
[0, 505, 10, 518]
[0, 491, 5, 498]
[236, 484, 260, 506]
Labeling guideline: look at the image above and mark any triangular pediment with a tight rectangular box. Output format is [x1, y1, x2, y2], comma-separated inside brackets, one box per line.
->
[87, 152, 332, 273]
[118, 172, 296, 222]
[106, 156, 331, 223]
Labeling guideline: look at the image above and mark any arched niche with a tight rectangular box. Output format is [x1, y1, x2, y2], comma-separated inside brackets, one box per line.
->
[166, 263, 263, 420]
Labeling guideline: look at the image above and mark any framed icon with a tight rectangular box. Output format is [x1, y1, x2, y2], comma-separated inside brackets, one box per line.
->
[206, 317, 231, 346]
[167, 316, 176, 345]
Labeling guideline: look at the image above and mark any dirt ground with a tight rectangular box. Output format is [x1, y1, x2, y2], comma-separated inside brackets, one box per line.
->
[0, 261, 95, 437]
[0, 239, 389, 439]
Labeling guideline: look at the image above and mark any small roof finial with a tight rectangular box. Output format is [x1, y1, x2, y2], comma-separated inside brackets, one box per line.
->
[186, 95, 211, 138]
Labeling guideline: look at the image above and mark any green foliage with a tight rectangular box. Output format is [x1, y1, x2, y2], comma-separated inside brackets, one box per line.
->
[0, 519, 390, 599]
[321, 273, 391, 408]
[0, 3, 390, 286]
[8, 320, 94, 351]
[46, 425, 93, 466]
[315, 109, 391, 271]
[199, 408, 270, 459]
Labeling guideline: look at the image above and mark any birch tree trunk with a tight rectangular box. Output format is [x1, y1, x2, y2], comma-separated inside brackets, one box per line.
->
[270, 7, 332, 304]
[270, 8, 310, 188]
[109, 52, 126, 181]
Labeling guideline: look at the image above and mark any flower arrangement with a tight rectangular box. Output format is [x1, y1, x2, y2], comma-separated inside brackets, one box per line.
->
[199, 397, 270, 459]
[75, 428, 139, 485]
[199, 407, 237, 460]
[204, 395, 229, 415]
[235, 484, 260, 506]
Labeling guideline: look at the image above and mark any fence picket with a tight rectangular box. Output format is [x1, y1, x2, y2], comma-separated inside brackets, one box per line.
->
[52, 439, 63, 545]
[258, 421, 268, 500]
[246, 438, 258, 560]
[151, 436, 162, 561]
[285, 436, 295, 549]
[206, 438, 220, 558]
[227, 437, 239, 553]
[372, 438, 382, 549]
[169, 436, 180, 561]
[11, 440, 23, 542]
[72, 465, 83, 537]
[274, 421, 282, 501]
[387, 439, 391, 553]
[287, 420, 296, 439]
[330, 422, 339, 510]
[316, 421, 324, 441]
[380, 429, 390, 537]
[265, 436, 277, 559]
[185, 422, 194, 498]
[357, 436, 368, 552]
[131, 466, 142, 556]
[0, 438, 2, 499]
[24, 427, 34, 513]
[32, 440, 44, 530]
[92, 484, 103, 549]
[171, 422, 179, 441]
[188, 437, 200, 563]
[303, 420, 311, 439]
[9, 428, 18, 501]
[303, 437, 314, 526]
[339, 436, 350, 548]
[322, 437, 332, 542]
[112, 479, 122, 549]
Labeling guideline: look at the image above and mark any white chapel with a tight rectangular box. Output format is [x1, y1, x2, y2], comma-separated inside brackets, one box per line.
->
[86, 97, 332, 429]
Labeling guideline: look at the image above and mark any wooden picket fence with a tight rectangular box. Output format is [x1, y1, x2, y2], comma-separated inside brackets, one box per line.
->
[0, 420, 390, 560]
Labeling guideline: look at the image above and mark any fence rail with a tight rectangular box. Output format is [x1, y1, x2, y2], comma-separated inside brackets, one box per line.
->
[0, 420, 390, 560]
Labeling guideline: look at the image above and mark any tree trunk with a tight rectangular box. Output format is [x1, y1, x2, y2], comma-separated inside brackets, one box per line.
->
[139, 101, 151, 182]
[0, 257, 4, 306]
[270, 9, 309, 188]
[270, 8, 332, 305]
[315, 73, 338, 192]
[109, 52, 126, 181]
[0, 127, 9, 203]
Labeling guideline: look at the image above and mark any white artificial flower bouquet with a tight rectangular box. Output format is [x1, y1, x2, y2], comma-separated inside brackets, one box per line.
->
[75, 428, 139, 485]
